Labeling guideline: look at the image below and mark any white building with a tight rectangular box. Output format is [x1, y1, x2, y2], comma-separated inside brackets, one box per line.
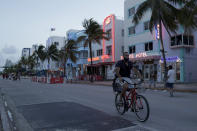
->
[66, 30, 88, 79]
[30, 44, 39, 56]
[42, 36, 66, 70]
[124, 0, 197, 83]
[22, 48, 31, 58]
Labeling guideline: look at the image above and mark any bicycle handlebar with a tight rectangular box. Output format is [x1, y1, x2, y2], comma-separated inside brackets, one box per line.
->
[129, 79, 144, 86]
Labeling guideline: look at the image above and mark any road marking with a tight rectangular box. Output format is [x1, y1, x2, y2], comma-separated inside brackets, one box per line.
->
[113, 125, 158, 131]
[7, 110, 13, 122]
[4, 101, 7, 107]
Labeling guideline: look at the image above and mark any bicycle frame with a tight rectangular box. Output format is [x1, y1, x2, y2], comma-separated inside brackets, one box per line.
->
[124, 85, 143, 110]
[125, 88, 137, 108]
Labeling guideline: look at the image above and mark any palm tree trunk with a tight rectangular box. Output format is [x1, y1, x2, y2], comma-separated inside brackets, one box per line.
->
[63, 59, 66, 77]
[159, 20, 167, 87]
[36, 57, 38, 72]
[89, 41, 93, 82]
[47, 58, 50, 78]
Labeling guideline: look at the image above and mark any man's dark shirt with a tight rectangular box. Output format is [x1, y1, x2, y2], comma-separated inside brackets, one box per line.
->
[115, 60, 133, 77]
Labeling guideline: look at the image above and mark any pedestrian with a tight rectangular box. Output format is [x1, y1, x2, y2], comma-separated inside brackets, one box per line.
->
[166, 65, 176, 97]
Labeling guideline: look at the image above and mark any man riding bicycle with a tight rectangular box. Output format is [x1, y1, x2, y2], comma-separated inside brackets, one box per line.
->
[114, 52, 143, 101]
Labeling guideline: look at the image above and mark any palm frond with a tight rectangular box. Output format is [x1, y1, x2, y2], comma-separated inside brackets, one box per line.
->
[133, 1, 150, 25]
[178, 0, 197, 33]
[168, 0, 187, 5]
[160, 1, 179, 35]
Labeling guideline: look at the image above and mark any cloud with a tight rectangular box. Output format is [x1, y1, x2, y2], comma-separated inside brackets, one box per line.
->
[0, 45, 21, 68]
[1, 45, 17, 54]
[0, 53, 5, 66]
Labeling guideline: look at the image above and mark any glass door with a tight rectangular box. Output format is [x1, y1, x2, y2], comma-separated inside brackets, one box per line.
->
[144, 64, 154, 80]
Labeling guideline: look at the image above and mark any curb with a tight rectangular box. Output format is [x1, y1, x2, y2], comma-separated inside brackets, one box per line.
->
[0, 88, 34, 131]
[0, 93, 12, 131]
[70, 81, 197, 93]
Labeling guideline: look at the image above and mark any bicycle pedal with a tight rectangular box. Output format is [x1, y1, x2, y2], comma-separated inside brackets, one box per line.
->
[125, 104, 129, 111]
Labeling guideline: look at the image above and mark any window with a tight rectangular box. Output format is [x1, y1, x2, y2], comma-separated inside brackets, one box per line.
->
[189, 36, 194, 45]
[83, 51, 88, 57]
[106, 29, 112, 39]
[177, 35, 182, 45]
[128, 7, 135, 17]
[129, 46, 136, 54]
[171, 35, 194, 46]
[144, 21, 149, 31]
[121, 29, 124, 37]
[145, 42, 153, 51]
[106, 46, 112, 55]
[80, 50, 88, 58]
[110, 65, 112, 70]
[128, 26, 135, 35]
[183, 35, 188, 45]
[90, 51, 95, 57]
[54, 42, 59, 46]
[171, 36, 176, 46]
[121, 46, 124, 53]
[97, 49, 103, 56]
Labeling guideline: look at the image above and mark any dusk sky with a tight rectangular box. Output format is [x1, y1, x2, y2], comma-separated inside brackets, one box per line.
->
[0, 0, 124, 68]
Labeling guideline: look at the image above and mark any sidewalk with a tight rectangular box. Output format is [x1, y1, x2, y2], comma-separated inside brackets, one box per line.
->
[71, 80, 197, 93]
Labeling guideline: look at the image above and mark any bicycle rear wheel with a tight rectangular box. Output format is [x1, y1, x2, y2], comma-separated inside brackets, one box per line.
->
[115, 93, 126, 115]
[134, 95, 150, 122]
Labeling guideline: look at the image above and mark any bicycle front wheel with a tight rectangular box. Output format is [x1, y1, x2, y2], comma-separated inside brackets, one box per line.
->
[134, 95, 150, 122]
[115, 93, 126, 115]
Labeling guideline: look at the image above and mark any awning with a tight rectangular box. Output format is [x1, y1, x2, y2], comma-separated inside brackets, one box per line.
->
[131, 55, 161, 61]
[87, 62, 115, 67]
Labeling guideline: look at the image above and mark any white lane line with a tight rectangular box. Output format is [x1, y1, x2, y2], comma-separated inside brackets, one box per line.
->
[4, 101, 7, 107]
[7, 110, 13, 122]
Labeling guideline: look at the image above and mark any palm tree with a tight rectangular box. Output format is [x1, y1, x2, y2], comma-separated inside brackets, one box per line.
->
[32, 45, 45, 71]
[20, 56, 28, 70]
[58, 39, 79, 77]
[27, 55, 36, 70]
[44, 43, 59, 71]
[177, 0, 197, 34]
[78, 18, 108, 82]
[132, 0, 186, 85]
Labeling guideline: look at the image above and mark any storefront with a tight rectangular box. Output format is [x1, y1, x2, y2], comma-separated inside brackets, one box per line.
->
[86, 62, 114, 80]
[123, 52, 160, 81]
[159, 56, 182, 82]
[132, 55, 182, 82]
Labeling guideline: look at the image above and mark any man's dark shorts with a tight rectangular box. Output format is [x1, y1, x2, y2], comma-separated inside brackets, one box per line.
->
[166, 83, 174, 88]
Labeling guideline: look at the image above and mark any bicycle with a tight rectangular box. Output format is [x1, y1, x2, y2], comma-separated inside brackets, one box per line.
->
[113, 78, 150, 122]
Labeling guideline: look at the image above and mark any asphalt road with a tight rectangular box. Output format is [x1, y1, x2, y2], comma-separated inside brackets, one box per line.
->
[0, 79, 197, 131]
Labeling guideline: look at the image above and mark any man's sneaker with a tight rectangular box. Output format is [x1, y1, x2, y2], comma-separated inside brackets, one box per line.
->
[131, 108, 135, 112]
[125, 102, 129, 111]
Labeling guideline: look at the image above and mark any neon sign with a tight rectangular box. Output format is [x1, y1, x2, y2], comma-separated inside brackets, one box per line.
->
[101, 55, 110, 59]
[87, 57, 100, 62]
[87, 55, 110, 62]
[161, 56, 180, 62]
[103, 15, 115, 62]
[155, 24, 160, 40]
[136, 52, 147, 58]
[105, 17, 111, 25]
[121, 52, 160, 59]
